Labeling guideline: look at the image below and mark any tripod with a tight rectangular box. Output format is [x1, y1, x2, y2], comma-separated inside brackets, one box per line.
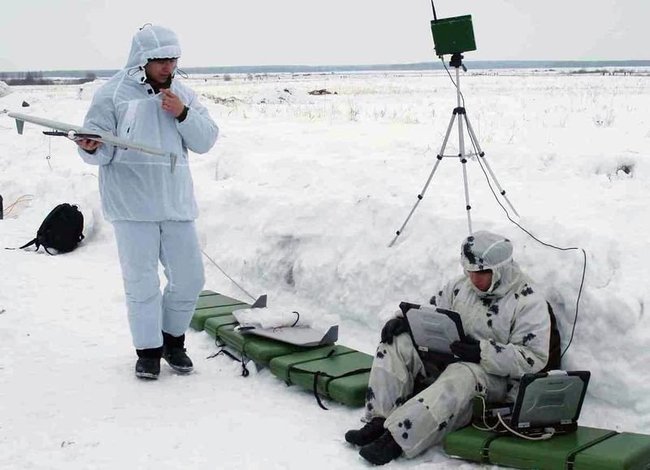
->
[389, 53, 519, 247]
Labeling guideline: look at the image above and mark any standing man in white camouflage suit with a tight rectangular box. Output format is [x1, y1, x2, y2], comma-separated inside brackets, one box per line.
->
[345, 231, 559, 465]
[76, 25, 218, 380]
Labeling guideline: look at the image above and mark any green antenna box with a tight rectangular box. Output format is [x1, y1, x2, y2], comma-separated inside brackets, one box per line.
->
[430, 15, 477, 56]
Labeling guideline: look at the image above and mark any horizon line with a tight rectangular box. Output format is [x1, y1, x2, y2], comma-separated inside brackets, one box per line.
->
[2, 59, 650, 75]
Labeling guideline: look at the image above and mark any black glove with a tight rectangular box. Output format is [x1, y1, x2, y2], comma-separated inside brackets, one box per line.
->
[450, 336, 481, 363]
[398, 301, 420, 315]
[380, 317, 410, 345]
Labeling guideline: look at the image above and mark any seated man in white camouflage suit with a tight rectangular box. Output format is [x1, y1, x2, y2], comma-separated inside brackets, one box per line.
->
[345, 231, 560, 465]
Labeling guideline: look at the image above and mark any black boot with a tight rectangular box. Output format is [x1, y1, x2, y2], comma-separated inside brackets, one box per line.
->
[135, 346, 162, 380]
[345, 417, 386, 446]
[162, 332, 193, 373]
[359, 430, 403, 466]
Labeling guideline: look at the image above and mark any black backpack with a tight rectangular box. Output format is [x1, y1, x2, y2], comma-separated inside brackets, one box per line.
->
[20, 203, 85, 254]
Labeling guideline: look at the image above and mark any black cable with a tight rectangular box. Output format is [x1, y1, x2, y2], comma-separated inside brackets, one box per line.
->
[438, 36, 585, 360]
[313, 372, 329, 410]
[441, 57, 468, 109]
[430, 0, 438, 21]
[466, 122, 586, 360]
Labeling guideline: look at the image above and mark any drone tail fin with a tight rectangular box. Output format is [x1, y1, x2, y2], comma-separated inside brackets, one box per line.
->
[15, 118, 24, 135]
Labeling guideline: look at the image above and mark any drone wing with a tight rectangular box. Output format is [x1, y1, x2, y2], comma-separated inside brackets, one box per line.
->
[8, 112, 178, 172]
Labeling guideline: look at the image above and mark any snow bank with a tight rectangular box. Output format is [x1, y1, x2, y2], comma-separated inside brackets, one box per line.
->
[1, 69, 649, 469]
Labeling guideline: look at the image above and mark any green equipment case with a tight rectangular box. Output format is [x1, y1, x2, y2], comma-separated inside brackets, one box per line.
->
[443, 425, 650, 469]
[488, 427, 616, 469]
[203, 314, 238, 340]
[269, 345, 357, 382]
[430, 15, 476, 57]
[572, 432, 650, 470]
[443, 425, 499, 464]
[191, 290, 251, 331]
[269, 349, 373, 407]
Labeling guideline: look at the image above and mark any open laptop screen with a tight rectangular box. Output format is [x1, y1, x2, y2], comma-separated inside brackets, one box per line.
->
[511, 370, 591, 433]
[403, 304, 466, 355]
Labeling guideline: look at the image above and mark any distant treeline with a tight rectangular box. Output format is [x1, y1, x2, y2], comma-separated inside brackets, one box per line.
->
[0, 71, 97, 86]
[1, 60, 649, 81]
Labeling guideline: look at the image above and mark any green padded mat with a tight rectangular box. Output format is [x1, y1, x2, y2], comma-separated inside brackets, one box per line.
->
[204, 314, 238, 339]
[191, 304, 250, 331]
[443, 425, 500, 464]
[191, 291, 251, 331]
[269, 345, 357, 381]
[488, 426, 616, 469]
[573, 432, 650, 470]
[195, 292, 249, 310]
[277, 350, 373, 408]
[444, 425, 650, 469]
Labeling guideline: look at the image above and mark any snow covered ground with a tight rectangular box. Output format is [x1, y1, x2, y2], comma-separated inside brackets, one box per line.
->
[1, 67, 649, 469]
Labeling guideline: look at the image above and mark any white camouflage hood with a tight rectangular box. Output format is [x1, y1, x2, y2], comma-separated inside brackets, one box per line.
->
[125, 25, 181, 69]
[460, 231, 522, 298]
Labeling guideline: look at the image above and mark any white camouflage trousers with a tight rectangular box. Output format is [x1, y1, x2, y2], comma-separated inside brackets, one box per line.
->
[363, 334, 507, 458]
[113, 220, 205, 349]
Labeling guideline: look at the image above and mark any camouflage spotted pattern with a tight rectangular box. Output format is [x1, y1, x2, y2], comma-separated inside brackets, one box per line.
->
[363, 334, 508, 458]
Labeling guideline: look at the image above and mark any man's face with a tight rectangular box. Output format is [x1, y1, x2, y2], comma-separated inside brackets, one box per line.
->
[468, 269, 493, 292]
[144, 58, 177, 84]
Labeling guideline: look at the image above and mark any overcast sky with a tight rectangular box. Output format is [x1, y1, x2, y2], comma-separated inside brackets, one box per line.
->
[0, 0, 648, 72]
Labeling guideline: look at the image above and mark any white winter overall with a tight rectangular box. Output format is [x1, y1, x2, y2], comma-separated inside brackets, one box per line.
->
[78, 26, 219, 348]
[364, 232, 552, 458]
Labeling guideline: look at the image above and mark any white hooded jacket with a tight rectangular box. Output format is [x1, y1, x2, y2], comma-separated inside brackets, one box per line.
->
[78, 25, 218, 222]
[429, 231, 552, 400]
